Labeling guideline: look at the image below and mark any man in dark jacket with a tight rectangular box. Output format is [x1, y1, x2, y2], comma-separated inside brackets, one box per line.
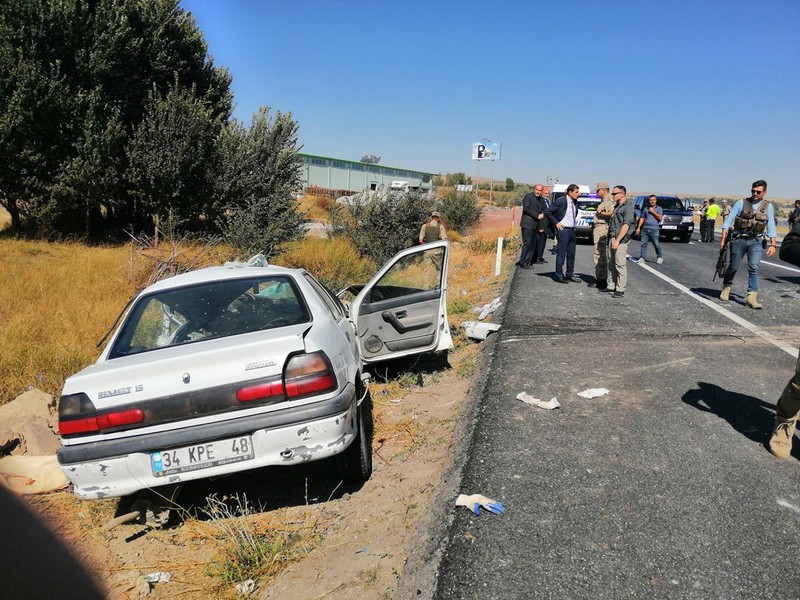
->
[545, 183, 581, 283]
[518, 184, 547, 268]
[769, 218, 800, 460]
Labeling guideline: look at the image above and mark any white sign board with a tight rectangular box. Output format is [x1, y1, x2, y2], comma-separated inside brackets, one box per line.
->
[472, 141, 501, 161]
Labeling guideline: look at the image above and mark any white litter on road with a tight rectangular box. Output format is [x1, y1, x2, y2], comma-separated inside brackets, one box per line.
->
[145, 572, 172, 584]
[577, 388, 610, 399]
[516, 392, 561, 410]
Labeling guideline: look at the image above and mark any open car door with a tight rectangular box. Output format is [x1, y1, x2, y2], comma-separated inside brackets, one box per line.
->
[348, 240, 452, 364]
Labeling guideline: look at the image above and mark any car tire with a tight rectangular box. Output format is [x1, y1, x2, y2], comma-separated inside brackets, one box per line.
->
[336, 392, 372, 483]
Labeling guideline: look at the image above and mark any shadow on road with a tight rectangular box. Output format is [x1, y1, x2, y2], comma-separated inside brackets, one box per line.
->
[682, 381, 799, 460]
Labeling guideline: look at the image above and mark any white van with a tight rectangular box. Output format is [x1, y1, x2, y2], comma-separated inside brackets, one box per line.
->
[548, 184, 599, 241]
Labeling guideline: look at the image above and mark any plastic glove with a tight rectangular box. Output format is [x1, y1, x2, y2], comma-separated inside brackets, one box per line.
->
[455, 493, 506, 516]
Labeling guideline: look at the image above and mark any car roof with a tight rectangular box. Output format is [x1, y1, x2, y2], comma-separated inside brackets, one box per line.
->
[142, 264, 300, 294]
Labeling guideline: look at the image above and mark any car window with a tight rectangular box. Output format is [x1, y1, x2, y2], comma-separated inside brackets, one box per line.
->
[303, 273, 345, 319]
[110, 276, 311, 358]
[367, 246, 443, 303]
[577, 200, 600, 211]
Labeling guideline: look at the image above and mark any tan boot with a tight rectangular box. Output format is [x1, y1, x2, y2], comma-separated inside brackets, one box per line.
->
[719, 286, 731, 302]
[769, 416, 798, 459]
[746, 291, 762, 309]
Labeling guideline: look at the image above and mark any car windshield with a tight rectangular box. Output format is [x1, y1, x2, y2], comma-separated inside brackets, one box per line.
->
[657, 197, 686, 211]
[577, 200, 600, 211]
[109, 275, 310, 358]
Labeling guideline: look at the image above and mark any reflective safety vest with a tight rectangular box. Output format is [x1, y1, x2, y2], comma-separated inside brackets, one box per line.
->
[734, 199, 770, 236]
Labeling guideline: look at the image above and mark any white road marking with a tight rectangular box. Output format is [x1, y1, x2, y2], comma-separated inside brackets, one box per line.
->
[635, 262, 797, 358]
[762, 260, 800, 273]
[777, 499, 800, 515]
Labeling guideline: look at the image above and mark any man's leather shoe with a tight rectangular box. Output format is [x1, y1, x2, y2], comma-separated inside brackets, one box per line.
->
[554, 276, 568, 284]
[536, 259, 547, 264]
[519, 264, 533, 269]
[568, 275, 582, 283]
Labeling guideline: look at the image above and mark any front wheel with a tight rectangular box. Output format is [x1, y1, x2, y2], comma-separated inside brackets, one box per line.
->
[336, 397, 372, 483]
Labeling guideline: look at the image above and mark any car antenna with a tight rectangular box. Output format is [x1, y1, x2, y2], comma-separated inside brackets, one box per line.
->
[96, 292, 138, 348]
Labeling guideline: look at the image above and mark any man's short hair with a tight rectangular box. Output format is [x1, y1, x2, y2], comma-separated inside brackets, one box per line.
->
[614, 185, 627, 194]
[709, 198, 715, 204]
[648, 194, 657, 201]
[566, 184, 579, 193]
[752, 179, 768, 189]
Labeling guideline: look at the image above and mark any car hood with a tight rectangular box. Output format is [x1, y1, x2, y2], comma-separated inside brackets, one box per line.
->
[63, 324, 310, 409]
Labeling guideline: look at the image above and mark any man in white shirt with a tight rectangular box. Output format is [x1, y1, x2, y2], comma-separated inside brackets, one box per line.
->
[544, 183, 580, 284]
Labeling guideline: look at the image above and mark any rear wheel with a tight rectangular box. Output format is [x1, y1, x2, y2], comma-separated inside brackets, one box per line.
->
[336, 393, 372, 482]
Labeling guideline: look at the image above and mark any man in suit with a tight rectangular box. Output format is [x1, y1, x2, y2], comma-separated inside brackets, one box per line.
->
[545, 183, 581, 284]
[518, 185, 547, 269]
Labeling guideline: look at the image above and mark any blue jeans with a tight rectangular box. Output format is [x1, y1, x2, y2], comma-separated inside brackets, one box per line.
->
[640, 227, 662, 259]
[723, 237, 763, 292]
[555, 227, 576, 278]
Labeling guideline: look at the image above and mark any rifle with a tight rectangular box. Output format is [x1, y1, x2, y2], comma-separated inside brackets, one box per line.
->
[713, 237, 731, 281]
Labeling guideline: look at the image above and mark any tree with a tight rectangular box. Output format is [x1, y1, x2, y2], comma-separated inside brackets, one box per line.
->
[505, 177, 515, 192]
[215, 108, 305, 258]
[444, 172, 472, 187]
[332, 189, 434, 264]
[440, 190, 482, 234]
[0, 0, 232, 238]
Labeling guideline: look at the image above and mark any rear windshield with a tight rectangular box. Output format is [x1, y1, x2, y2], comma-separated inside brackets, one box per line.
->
[109, 276, 310, 358]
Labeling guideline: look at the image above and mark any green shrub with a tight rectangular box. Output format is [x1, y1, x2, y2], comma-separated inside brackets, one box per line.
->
[440, 190, 482, 234]
[330, 188, 433, 264]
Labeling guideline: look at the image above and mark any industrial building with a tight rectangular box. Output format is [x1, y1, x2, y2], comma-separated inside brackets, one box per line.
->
[300, 153, 435, 196]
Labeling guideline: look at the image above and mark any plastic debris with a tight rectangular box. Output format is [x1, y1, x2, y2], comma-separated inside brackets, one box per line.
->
[455, 493, 506, 516]
[224, 254, 268, 268]
[577, 388, 610, 399]
[145, 572, 171, 584]
[473, 297, 502, 320]
[236, 579, 256, 596]
[462, 320, 501, 341]
[0, 455, 69, 495]
[516, 392, 561, 410]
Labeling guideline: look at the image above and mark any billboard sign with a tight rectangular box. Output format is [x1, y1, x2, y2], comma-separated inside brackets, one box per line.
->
[472, 141, 501, 161]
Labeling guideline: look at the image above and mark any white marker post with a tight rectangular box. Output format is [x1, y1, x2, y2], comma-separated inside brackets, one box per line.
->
[495, 237, 503, 276]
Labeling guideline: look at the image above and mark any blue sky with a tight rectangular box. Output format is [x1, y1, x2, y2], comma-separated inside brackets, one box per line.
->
[181, 0, 799, 198]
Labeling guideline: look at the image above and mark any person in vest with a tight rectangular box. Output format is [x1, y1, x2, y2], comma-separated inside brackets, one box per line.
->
[419, 211, 448, 244]
[718, 180, 777, 309]
[704, 198, 721, 242]
[768, 218, 800, 459]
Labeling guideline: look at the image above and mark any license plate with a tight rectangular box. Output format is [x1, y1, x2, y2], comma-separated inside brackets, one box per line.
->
[151, 435, 255, 477]
[662, 225, 678, 230]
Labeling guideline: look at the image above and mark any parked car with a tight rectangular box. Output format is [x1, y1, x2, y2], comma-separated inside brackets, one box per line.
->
[57, 241, 451, 499]
[632, 195, 694, 243]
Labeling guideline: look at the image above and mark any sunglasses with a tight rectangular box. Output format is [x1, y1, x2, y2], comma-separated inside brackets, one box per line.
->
[751, 189, 765, 194]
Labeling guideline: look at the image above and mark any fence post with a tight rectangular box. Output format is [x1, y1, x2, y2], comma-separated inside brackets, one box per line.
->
[495, 237, 503, 276]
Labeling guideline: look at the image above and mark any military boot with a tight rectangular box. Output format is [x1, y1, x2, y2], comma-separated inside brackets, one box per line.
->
[746, 291, 762, 309]
[719, 286, 731, 302]
[769, 415, 798, 459]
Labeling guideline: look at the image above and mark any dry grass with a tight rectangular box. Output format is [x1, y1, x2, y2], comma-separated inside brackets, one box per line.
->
[298, 194, 333, 222]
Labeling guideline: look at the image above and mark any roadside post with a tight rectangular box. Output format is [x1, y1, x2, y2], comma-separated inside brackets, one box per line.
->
[495, 237, 503, 276]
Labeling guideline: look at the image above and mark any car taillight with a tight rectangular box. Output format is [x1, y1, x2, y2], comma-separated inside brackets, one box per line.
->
[284, 352, 336, 398]
[58, 393, 144, 436]
[236, 380, 285, 402]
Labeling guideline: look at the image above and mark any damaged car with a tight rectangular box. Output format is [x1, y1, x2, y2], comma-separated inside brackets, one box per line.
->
[57, 241, 451, 499]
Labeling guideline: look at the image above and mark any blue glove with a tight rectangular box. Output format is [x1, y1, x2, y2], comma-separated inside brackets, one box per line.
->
[455, 493, 506, 516]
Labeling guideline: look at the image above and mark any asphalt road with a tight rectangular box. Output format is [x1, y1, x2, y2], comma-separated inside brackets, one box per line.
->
[432, 233, 800, 599]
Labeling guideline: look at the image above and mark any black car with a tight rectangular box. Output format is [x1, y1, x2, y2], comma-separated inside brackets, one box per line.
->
[632, 195, 694, 243]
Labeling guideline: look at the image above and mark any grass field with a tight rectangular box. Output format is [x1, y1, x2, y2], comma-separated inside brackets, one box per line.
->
[0, 223, 518, 405]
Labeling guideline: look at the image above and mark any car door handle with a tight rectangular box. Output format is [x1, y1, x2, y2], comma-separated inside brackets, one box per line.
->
[395, 310, 407, 318]
[381, 311, 430, 333]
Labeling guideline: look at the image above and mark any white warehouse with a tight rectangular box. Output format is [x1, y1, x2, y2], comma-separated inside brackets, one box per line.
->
[300, 153, 435, 196]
